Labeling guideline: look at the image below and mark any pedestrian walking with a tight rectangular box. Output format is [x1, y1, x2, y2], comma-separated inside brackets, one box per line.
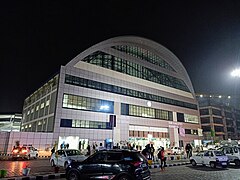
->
[159, 147, 166, 171]
[51, 146, 55, 155]
[150, 144, 155, 161]
[185, 143, 192, 158]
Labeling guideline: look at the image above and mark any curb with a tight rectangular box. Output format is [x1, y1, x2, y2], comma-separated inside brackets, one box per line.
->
[1, 173, 65, 180]
[149, 162, 190, 169]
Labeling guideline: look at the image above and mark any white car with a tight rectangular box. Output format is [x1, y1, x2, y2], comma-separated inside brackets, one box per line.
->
[12, 146, 38, 160]
[190, 150, 228, 168]
[50, 149, 87, 168]
[218, 146, 240, 166]
[170, 147, 184, 155]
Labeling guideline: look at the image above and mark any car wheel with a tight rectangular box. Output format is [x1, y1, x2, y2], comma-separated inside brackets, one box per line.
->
[64, 162, 69, 169]
[34, 154, 38, 159]
[51, 160, 56, 167]
[234, 159, 240, 166]
[67, 169, 79, 180]
[210, 162, 216, 168]
[118, 175, 131, 180]
[191, 160, 196, 166]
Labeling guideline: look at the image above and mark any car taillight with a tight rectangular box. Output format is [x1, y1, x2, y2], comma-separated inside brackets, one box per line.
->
[12, 149, 18, 154]
[22, 149, 28, 154]
[130, 161, 142, 167]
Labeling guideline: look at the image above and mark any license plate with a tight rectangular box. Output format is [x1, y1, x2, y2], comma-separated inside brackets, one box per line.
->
[222, 162, 227, 165]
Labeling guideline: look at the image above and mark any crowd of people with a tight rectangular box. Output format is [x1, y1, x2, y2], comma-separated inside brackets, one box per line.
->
[51, 141, 195, 165]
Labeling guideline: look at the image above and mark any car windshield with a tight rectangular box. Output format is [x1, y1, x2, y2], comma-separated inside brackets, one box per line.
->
[214, 151, 225, 156]
[123, 152, 146, 162]
[65, 150, 81, 156]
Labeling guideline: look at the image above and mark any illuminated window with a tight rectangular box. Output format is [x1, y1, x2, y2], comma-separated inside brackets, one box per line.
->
[184, 114, 199, 124]
[46, 100, 50, 106]
[62, 94, 114, 113]
[40, 103, 44, 109]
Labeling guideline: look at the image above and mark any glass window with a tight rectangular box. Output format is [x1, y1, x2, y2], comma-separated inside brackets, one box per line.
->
[184, 114, 199, 124]
[64, 74, 197, 110]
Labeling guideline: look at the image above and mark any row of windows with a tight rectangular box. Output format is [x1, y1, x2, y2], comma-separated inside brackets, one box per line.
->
[60, 119, 112, 129]
[121, 103, 173, 121]
[24, 75, 58, 107]
[65, 74, 197, 110]
[62, 94, 114, 113]
[21, 116, 54, 132]
[23, 91, 57, 123]
[112, 45, 175, 72]
[129, 130, 169, 138]
[82, 51, 190, 92]
[185, 129, 198, 135]
[177, 113, 199, 124]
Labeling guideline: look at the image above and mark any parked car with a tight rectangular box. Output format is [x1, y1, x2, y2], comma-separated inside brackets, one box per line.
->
[50, 149, 87, 169]
[12, 146, 38, 160]
[65, 149, 151, 180]
[170, 147, 184, 155]
[190, 150, 228, 168]
[218, 146, 240, 166]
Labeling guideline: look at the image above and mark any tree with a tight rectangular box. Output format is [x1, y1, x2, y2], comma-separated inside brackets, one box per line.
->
[210, 128, 215, 137]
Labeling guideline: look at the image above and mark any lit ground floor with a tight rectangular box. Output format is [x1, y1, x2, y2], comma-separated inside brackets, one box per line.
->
[0, 122, 201, 156]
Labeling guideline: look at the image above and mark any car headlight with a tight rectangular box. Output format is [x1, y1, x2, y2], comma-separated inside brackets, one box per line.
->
[68, 159, 76, 164]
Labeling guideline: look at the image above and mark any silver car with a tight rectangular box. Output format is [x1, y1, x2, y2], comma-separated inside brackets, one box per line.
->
[190, 150, 228, 168]
[50, 149, 87, 169]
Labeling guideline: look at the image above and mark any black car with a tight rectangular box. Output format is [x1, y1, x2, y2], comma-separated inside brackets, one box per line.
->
[65, 149, 151, 180]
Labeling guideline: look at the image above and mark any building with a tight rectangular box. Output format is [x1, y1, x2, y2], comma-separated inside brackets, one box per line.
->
[18, 36, 201, 152]
[0, 113, 22, 132]
[196, 94, 240, 142]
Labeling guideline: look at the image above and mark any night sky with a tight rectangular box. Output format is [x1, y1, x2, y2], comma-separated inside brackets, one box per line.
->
[1, 1, 240, 113]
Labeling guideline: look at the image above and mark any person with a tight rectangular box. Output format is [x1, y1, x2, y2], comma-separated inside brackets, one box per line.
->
[159, 147, 166, 171]
[98, 143, 106, 151]
[87, 144, 91, 155]
[185, 143, 192, 158]
[142, 148, 148, 159]
[66, 143, 69, 149]
[51, 146, 55, 155]
[150, 144, 155, 161]
[60, 143, 64, 150]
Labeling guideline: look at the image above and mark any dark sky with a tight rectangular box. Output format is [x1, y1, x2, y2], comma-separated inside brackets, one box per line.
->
[1, 1, 240, 113]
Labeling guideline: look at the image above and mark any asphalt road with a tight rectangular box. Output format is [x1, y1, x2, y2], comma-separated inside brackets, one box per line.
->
[151, 164, 240, 180]
[0, 159, 64, 177]
[1, 158, 240, 179]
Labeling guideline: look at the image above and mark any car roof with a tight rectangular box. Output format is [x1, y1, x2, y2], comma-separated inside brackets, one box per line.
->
[58, 149, 80, 151]
[98, 149, 139, 153]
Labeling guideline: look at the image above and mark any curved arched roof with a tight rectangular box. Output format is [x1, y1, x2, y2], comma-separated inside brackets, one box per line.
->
[66, 36, 195, 96]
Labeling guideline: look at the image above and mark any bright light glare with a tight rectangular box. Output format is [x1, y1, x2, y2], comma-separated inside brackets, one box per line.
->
[231, 68, 240, 77]
[100, 105, 109, 110]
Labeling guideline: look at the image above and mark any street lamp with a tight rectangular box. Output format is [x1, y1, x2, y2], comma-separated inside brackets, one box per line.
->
[231, 68, 240, 78]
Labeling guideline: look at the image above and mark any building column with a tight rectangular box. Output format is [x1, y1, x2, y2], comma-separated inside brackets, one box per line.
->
[113, 102, 121, 146]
